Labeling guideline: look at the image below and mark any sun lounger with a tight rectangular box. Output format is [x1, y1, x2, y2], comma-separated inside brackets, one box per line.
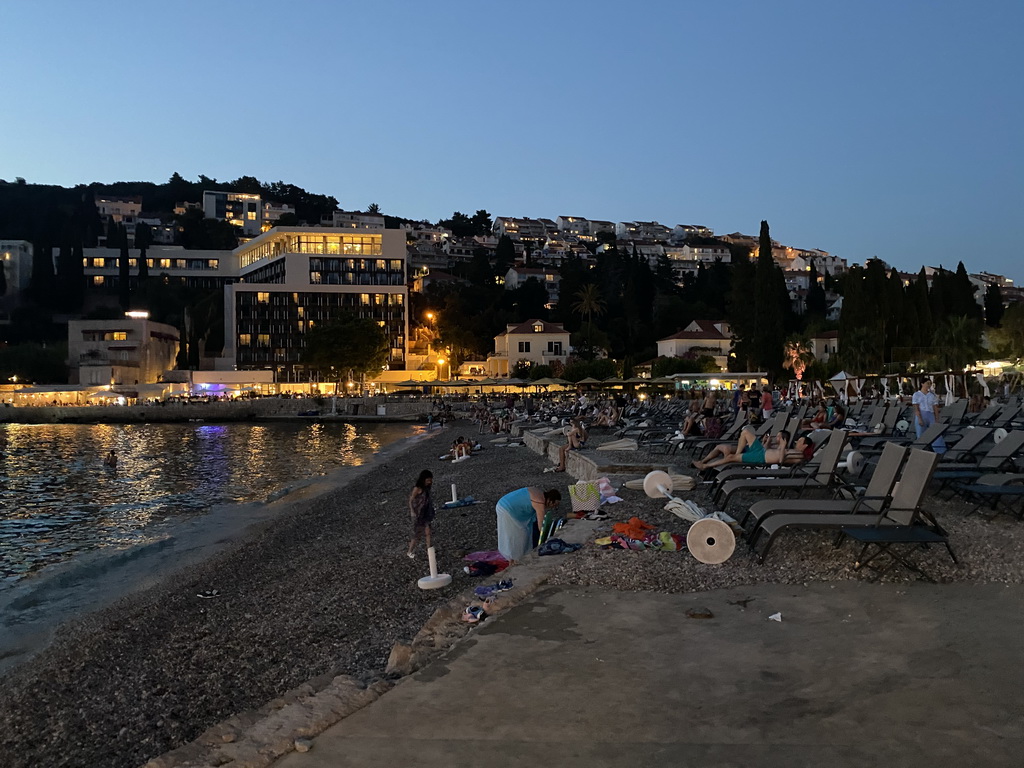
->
[749, 448, 941, 564]
[740, 441, 907, 534]
[714, 430, 847, 509]
[931, 430, 1024, 491]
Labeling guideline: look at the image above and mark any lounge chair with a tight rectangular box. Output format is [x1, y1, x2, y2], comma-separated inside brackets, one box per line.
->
[931, 429, 1024, 492]
[713, 429, 847, 509]
[954, 474, 1024, 520]
[740, 441, 907, 534]
[854, 422, 949, 455]
[932, 426, 992, 463]
[749, 448, 942, 564]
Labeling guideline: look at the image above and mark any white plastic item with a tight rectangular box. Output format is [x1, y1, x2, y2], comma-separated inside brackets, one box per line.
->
[417, 546, 452, 590]
[642, 470, 674, 499]
[686, 518, 736, 564]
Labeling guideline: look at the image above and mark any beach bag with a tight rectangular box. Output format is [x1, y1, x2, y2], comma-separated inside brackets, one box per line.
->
[703, 417, 723, 440]
[568, 481, 600, 512]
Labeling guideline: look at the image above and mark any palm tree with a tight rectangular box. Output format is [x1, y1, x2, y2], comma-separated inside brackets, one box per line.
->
[782, 335, 814, 380]
[572, 284, 606, 359]
[366, 203, 381, 215]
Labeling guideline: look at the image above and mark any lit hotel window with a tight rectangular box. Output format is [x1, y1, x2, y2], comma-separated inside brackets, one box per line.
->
[93, 276, 105, 285]
[257, 334, 271, 346]
[257, 292, 270, 303]
[239, 334, 251, 346]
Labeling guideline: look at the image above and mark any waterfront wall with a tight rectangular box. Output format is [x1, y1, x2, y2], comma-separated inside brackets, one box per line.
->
[0, 397, 429, 425]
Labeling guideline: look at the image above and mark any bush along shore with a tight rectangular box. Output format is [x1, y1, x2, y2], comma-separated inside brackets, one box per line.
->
[3, 417, 1023, 768]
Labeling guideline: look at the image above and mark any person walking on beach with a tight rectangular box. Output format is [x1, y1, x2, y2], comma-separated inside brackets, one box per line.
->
[406, 469, 436, 558]
[495, 487, 561, 564]
[912, 378, 947, 454]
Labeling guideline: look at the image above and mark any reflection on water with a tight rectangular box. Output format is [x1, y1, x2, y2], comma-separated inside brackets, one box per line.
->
[0, 422, 412, 583]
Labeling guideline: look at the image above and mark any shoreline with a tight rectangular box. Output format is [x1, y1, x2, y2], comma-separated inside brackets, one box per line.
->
[3, 417, 1023, 768]
[0, 419, 564, 768]
[0, 423, 430, 676]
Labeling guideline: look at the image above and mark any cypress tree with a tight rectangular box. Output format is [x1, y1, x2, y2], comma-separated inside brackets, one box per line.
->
[0, 260, 6, 296]
[984, 284, 1004, 328]
[912, 269, 934, 351]
[118, 224, 131, 309]
[727, 248, 756, 370]
[29, 245, 57, 305]
[954, 261, 981, 319]
[136, 221, 151, 280]
[752, 221, 784, 374]
[806, 261, 827, 318]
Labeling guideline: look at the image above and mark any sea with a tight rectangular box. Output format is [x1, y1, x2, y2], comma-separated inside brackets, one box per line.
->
[0, 420, 419, 672]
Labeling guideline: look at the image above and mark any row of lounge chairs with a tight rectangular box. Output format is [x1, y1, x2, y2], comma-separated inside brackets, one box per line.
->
[687, 411, 1024, 580]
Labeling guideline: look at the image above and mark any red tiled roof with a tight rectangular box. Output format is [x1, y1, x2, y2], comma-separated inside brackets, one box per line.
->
[500, 319, 568, 335]
[659, 320, 730, 341]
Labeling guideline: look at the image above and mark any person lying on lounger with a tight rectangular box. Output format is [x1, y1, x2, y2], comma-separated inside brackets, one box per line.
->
[694, 428, 808, 470]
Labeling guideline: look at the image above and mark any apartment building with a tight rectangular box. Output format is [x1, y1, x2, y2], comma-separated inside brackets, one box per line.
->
[68, 312, 179, 386]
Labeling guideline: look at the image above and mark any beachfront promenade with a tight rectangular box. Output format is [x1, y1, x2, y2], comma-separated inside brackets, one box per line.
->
[275, 581, 1024, 767]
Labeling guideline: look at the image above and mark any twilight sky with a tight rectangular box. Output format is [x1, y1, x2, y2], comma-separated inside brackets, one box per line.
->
[2, 0, 1021, 282]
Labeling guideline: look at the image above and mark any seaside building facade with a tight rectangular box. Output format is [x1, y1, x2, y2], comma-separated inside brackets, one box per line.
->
[67, 313, 180, 386]
[488, 319, 571, 376]
[218, 227, 409, 381]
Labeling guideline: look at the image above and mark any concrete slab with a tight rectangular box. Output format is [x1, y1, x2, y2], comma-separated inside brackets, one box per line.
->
[275, 582, 1024, 767]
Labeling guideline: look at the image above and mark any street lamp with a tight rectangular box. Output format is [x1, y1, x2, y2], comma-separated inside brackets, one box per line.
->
[437, 357, 448, 381]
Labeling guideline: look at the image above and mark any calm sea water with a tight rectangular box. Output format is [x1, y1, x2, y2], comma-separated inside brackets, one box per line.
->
[0, 421, 415, 586]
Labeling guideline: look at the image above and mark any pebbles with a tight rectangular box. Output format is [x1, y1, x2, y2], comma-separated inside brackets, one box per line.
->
[1, 419, 1020, 768]
[0, 421, 556, 768]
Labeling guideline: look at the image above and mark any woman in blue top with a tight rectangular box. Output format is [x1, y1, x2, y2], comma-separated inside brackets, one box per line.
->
[495, 487, 562, 564]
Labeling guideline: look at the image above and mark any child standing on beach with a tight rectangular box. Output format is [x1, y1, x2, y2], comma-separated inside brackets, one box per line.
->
[407, 469, 436, 558]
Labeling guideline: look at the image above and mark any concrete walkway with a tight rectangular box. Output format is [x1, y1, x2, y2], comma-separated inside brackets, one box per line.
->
[276, 582, 1024, 767]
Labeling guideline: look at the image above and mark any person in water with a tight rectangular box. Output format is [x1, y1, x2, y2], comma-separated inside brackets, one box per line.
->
[104, 449, 117, 468]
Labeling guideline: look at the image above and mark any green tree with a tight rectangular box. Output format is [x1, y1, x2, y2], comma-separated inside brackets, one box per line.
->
[984, 284, 1004, 328]
[470, 209, 493, 237]
[512, 277, 549, 320]
[118, 224, 131, 309]
[136, 221, 151, 280]
[0, 259, 6, 296]
[302, 315, 389, 388]
[572, 283, 606, 359]
[805, 261, 827, 318]
[987, 302, 1024, 358]
[494, 235, 516, 275]
[727, 247, 756, 370]
[751, 221, 785, 374]
[932, 315, 983, 371]
[366, 203, 381, 215]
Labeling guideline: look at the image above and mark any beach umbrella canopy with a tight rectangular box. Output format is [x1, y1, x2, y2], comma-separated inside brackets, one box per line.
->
[829, 371, 852, 381]
[476, 377, 499, 386]
[603, 377, 626, 385]
[531, 377, 569, 388]
[575, 377, 604, 385]
[625, 377, 648, 384]
[649, 377, 677, 384]
[502, 377, 528, 386]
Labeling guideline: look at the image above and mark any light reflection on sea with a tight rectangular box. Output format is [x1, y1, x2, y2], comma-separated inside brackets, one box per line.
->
[0, 421, 413, 584]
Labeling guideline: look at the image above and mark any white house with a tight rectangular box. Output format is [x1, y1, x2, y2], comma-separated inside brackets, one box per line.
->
[656, 320, 733, 371]
[504, 267, 560, 305]
[488, 319, 570, 376]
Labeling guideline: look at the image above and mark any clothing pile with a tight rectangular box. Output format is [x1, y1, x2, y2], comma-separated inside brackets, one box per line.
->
[462, 550, 509, 577]
[594, 517, 686, 551]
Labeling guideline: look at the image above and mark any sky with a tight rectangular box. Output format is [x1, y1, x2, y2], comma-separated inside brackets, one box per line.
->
[2, 0, 1022, 283]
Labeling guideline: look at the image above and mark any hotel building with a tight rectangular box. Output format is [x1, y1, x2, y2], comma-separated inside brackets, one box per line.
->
[218, 227, 408, 381]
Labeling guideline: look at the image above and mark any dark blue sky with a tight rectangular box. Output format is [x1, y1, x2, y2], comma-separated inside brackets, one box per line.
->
[3, 1, 1021, 282]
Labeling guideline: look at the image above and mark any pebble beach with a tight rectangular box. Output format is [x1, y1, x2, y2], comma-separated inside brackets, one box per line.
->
[1, 418, 1023, 768]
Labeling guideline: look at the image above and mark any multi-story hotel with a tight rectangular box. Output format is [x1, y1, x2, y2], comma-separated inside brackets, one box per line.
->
[80, 225, 409, 383]
[218, 227, 408, 381]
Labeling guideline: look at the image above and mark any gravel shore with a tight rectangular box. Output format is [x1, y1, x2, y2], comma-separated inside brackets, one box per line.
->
[0, 422, 554, 768]
[1, 420, 1022, 768]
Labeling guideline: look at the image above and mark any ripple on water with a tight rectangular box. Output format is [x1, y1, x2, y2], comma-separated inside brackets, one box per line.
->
[0, 421, 412, 582]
